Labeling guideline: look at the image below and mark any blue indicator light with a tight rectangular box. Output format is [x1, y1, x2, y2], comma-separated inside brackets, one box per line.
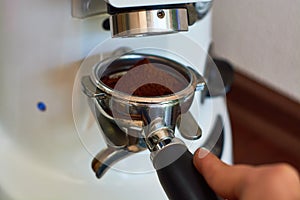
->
[37, 102, 47, 112]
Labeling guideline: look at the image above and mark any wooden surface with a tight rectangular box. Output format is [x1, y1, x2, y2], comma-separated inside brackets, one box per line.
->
[226, 71, 300, 171]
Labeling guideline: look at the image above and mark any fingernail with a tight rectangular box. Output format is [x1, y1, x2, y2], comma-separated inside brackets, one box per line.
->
[197, 147, 210, 159]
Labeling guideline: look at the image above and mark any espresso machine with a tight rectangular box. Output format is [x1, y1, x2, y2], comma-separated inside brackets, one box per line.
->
[0, 0, 233, 199]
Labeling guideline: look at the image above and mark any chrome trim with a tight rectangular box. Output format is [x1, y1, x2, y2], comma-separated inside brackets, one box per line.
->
[177, 111, 202, 140]
[110, 8, 188, 37]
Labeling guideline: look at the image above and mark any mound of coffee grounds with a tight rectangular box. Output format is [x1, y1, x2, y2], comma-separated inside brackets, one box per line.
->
[100, 58, 188, 97]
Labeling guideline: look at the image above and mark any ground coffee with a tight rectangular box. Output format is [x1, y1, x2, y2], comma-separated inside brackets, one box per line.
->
[101, 58, 189, 97]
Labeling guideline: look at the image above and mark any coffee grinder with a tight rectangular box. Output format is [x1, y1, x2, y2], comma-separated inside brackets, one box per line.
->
[0, 0, 233, 199]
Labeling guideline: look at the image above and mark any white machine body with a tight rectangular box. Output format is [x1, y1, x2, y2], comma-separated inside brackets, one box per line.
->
[106, 0, 211, 8]
[0, 0, 232, 199]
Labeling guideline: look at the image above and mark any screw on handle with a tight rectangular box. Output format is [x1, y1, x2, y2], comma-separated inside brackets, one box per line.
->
[153, 145, 219, 200]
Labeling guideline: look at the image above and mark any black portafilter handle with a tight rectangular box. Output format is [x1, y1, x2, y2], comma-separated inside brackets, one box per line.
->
[152, 142, 219, 200]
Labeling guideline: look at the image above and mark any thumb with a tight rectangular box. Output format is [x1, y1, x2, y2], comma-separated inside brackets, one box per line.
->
[193, 148, 253, 200]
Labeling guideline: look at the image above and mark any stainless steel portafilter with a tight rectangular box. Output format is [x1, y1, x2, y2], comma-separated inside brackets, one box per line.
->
[82, 53, 218, 200]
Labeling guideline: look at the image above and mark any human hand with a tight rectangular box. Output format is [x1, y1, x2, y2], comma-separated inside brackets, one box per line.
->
[193, 148, 300, 200]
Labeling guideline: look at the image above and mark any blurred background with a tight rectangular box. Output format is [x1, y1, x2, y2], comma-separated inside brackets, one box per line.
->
[212, 0, 300, 171]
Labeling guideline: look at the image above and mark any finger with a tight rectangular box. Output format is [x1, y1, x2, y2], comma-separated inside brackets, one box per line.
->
[193, 148, 254, 200]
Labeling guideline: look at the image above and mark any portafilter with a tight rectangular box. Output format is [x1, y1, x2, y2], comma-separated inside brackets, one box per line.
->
[81, 53, 218, 200]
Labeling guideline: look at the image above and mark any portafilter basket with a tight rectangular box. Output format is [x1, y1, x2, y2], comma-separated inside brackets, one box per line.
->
[82, 53, 205, 151]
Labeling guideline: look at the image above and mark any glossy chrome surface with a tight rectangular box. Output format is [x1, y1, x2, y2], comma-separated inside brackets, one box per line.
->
[110, 8, 188, 37]
[81, 53, 206, 178]
[90, 53, 203, 103]
[177, 111, 202, 140]
[85, 53, 205, 136]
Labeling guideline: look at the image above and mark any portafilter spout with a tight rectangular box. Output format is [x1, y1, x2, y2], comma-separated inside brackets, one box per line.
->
[81, 53, 218, 200]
